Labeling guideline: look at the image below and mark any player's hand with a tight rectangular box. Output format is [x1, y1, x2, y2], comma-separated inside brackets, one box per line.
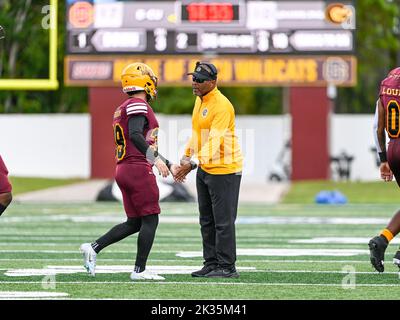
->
[155, 158, 170, 178]
[170, 164, 186, 183]
[380, 162, 393, 182]
[174, 163, 192, 183]
[169, 164, 180, 176]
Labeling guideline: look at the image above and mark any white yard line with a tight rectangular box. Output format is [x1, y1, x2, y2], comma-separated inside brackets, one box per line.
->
[0, 259, 371, 263]
[177, 248, 369, 257]
[0, 250, 179, 253]
[0, 258, 173, 262]
[0, 248, 371, 256]
[0, 215, 391, 225]
[0, 243, 200, 247]
[246, 269, 400, 274]
[0, 291, 69, 298]
[0, 281, 399, 287]
[3, 265, 255, 276]
[2, 266, 396, 276]
[290, 237, 400, 244]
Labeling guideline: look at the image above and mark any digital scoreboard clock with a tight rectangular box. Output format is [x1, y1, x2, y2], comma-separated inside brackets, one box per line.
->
[181, 2, 239, 22]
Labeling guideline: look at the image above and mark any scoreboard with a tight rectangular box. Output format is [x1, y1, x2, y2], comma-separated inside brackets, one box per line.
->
[67, 0, 355, 55]
[65, 0, 357, 86]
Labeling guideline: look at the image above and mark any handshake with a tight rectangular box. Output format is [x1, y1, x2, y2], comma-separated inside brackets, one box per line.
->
[154, 156, 197, 183]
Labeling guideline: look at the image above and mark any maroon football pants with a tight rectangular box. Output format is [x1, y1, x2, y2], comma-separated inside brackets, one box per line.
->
[388, 139, 400, 187]
[115, 162, 160, 218]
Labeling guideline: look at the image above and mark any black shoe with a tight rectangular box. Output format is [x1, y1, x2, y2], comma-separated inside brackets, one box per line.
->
[191, 265, 217, 277]
[368, 235, 388, 272]
[393, 250, 400, 268]
[205, 267, 240, 278]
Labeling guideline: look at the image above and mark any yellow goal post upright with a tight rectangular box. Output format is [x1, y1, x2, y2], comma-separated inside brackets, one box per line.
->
[0, 0, 58, 90]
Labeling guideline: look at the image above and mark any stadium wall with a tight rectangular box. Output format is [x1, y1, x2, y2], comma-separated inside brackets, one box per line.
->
[0, 114, 379, 182]
[0, 114, 91, 178]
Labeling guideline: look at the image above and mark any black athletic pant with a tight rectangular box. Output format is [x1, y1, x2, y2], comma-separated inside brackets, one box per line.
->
[92, 214, 159, 271]
[196, 168, 242, 270]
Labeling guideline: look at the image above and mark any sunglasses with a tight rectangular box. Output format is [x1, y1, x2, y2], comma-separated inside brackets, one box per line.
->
[192, 76, 208, 83]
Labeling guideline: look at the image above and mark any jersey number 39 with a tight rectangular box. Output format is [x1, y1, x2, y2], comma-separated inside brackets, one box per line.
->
[114, 124, 126, 160]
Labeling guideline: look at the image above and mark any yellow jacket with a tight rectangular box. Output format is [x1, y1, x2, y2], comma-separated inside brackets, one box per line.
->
[184, 87, 243, 174]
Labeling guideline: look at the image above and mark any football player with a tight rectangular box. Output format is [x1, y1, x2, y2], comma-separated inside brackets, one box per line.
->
[0, 155, 12, 216]
[80, 63, 180, 280]
[369, 67, 400, 272]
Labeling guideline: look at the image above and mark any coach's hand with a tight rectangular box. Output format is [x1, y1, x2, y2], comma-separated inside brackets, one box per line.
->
[174, 163, 192, 183]
[380, 162, 393, 182]
[180, 156, 191, 166]
[170, 164, 185, 183]
[155, 158, 170, 178]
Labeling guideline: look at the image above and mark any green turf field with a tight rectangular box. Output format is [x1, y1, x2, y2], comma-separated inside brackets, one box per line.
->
[282, 180, 400, 204]
[0, 201, 399, 300]
[9, 177, 84, 195]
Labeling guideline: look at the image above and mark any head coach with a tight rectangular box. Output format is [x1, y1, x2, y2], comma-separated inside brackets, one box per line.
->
[174, 61, 243, 278]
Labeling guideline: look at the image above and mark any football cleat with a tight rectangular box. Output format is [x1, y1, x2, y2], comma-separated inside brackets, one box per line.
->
[80, 243, 97, 277]
[368, 235, 388, 272]
[393, 250, 400, 268]
[191, 265, 218, 277]
[130, 269, 165, 281]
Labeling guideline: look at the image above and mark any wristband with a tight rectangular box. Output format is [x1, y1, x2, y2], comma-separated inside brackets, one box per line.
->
[154, 156, 161, 164]
[190, 161, 198, 170]
[379, 152, 387, 163]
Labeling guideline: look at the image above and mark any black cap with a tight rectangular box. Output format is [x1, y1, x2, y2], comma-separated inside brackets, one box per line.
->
[187, 61, 218, 80]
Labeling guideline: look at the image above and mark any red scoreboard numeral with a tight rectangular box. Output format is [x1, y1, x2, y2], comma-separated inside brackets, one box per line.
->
[217, 4, 234, 21]
[186, 3, 233, 22]
[197, 4, 208, 21]
[208, 4, 219, 21]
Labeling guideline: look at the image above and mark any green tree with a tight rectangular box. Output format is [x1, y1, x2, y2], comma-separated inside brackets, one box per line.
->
[0, 0, 87, 113]
[0, 1, 399, 115]
[336, 0, 400, 113]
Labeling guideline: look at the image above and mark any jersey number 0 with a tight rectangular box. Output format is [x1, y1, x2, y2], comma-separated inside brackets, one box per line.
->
[387, 100, 400, 138]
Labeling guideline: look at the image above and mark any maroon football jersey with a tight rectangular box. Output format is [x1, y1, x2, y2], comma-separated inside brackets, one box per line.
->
[380, 67, 400, 139]
[112, 97, 159, 164]
[0, 155, 12, 193]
